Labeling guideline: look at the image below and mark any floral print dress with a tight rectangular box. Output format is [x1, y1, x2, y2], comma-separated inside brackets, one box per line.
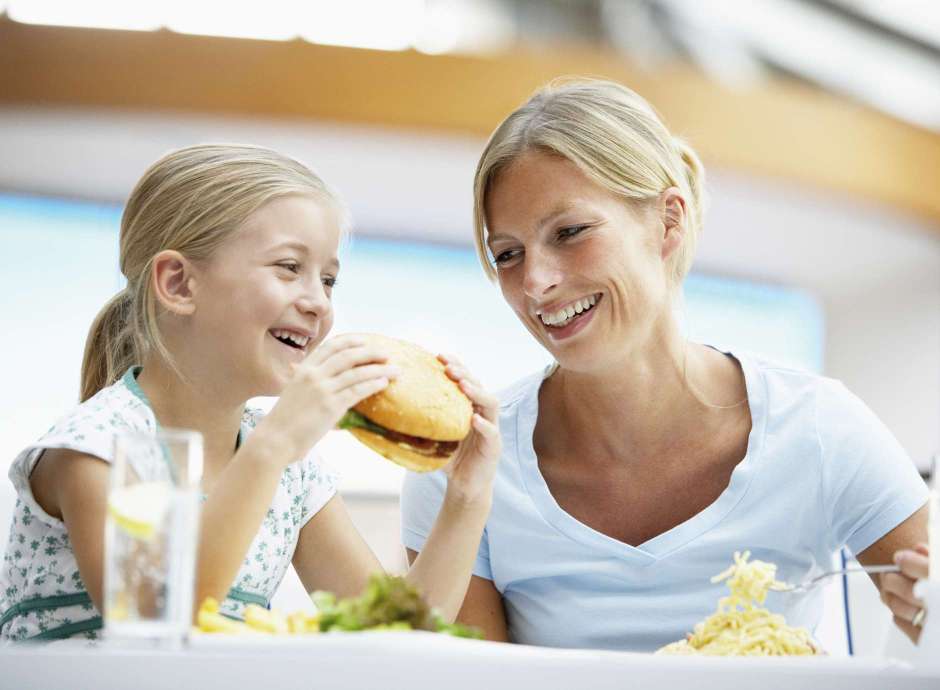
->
[1, 367, 337, 642]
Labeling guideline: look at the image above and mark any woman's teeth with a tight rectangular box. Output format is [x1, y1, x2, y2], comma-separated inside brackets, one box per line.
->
[271, 329, 310, 349]
[539, 294, 599, 327]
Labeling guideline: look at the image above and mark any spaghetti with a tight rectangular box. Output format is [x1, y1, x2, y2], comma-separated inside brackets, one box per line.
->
[657, 551, 818, 656]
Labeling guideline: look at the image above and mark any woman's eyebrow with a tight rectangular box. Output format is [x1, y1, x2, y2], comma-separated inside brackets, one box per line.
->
[488, 201, 588, 245]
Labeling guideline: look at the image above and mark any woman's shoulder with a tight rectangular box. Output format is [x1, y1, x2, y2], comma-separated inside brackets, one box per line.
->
[732, 349, 842, 408]
[734, 350, 903, 457]
[496, 364, 554, 411]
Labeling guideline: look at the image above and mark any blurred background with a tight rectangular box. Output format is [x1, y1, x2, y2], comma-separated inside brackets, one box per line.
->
[0, 0, 937, 657]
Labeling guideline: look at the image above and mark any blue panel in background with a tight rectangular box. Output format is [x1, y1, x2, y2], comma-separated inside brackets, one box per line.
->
[0, 193, 825, 466]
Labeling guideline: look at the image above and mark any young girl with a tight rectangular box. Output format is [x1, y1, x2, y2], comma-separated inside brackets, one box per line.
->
[0, 144, 500, 641]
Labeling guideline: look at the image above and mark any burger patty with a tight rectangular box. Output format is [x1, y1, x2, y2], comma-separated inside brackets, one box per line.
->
[381, 429, 459, 458]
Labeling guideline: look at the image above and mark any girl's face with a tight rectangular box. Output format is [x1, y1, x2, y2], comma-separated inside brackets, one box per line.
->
[189, 194, 340, 398]
[485, 151, 673, 373]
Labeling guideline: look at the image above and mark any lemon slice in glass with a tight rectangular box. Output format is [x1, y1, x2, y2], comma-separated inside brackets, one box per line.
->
[107, 481, 172, 541]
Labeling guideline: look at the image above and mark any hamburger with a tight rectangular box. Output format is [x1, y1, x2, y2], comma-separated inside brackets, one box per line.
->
[337, 334, 473, 472]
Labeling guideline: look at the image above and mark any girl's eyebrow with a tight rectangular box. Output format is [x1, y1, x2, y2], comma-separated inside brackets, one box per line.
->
[266, 242, 340, 270]
[268, 241, 309, 255]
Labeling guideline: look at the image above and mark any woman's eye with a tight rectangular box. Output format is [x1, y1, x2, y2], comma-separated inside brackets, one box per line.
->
[277, 261, 301, 274]
[557, 225, 589, 240]
[493, 249, 521, 266]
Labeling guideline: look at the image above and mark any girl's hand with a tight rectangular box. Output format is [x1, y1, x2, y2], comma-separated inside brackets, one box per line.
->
[438, 354, 501, 506]
[884, 543, 929, 643]
[257, 335, 400, 465]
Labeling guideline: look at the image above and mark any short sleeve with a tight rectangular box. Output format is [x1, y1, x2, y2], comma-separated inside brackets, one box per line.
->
[818, 380, 928, 556]
[6, 395, 134, 529]
[400, 470, 493, 580]
[295, 446, 339, 530]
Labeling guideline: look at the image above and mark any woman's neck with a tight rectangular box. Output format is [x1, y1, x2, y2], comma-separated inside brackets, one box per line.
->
[135, 355, 246, 477]
[537, 321, 746, 469]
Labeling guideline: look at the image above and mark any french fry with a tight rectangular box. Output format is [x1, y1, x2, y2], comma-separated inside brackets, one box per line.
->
[197, 598, 253, 634]
[244, 604, 289, 634]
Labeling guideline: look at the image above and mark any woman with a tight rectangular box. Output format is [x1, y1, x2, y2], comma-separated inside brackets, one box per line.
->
[400, 79, 929, 652]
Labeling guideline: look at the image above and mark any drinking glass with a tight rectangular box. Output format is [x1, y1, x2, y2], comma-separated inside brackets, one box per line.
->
[103, 429, 203, 644]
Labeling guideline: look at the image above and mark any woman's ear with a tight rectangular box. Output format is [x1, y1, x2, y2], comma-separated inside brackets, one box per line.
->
[659, 187, 687, 261]
[151, 250, 196, 315]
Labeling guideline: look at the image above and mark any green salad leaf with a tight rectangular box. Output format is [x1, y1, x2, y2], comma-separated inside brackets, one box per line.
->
[336, 410, 388, 436]
[312, 573, 483, 639]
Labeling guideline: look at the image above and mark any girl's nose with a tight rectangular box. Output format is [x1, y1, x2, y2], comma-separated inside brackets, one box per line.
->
[297, 282, 330, 318]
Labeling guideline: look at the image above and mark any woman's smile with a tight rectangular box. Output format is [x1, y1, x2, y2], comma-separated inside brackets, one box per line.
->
[536, 293, 603, 341]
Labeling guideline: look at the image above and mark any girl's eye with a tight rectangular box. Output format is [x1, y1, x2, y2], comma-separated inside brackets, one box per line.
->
[557, 225, 589, 241]
[493, 249, 522, 266]
[322, 276, 337, 288]
[277, 261, 301, 274]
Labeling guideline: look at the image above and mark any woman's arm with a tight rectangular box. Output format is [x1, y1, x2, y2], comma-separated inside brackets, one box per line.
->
[857, 502, 929, 642]
[407, 548, 508, 641]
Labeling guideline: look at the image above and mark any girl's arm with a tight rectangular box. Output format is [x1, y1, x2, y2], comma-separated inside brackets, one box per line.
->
[31, 449, 109, 612]
[32, 336, 396, 619]
[404, 356, 501, 621]
[291, 494, 383, 599]
[408, 549, 510, 641]
[292, 356, 501, 623]
[197, 335, 398, 608]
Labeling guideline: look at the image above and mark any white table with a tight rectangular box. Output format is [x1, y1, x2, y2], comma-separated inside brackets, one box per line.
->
[3, 632, 939, 690]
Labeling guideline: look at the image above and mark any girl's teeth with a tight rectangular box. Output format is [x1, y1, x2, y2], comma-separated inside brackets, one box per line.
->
[272, 329, 310, 348]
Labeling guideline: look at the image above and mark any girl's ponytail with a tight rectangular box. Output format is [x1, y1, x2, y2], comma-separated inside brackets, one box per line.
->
[80, 288, 136, 402]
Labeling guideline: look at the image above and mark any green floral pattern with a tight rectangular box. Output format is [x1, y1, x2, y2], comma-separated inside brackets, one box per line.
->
[1, 369, 337, 641]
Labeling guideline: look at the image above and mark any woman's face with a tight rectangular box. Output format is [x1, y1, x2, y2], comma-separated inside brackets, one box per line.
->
[188, 194, 340, 398]
[485, 151, 673, 373]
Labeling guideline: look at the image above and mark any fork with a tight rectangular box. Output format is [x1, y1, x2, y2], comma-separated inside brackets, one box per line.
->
[774, 564, 901, 594]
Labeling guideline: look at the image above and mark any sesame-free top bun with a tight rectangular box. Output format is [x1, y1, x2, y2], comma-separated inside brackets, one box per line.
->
[352, 334, 472, 441]
[348, 428, 455, 473]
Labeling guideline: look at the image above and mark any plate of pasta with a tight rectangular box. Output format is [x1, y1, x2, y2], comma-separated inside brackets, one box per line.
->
[657, 551, 819, 656]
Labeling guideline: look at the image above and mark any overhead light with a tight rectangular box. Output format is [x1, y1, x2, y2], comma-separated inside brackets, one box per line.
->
[299, 0, 424, 52]
[6, 0, 161, 31]
[162, 0, 298, 41]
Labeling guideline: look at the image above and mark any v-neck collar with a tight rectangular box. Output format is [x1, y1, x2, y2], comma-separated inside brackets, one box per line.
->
[515, 349, 768, 565]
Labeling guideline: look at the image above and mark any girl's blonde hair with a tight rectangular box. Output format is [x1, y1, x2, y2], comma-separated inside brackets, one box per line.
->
[473, 78, 706, 285]
[80, 144, 344, 402]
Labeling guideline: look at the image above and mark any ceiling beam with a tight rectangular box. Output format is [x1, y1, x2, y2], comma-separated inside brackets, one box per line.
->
[2, 18, 939, 228]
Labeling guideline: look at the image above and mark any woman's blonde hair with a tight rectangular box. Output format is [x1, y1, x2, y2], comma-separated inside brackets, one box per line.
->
[473, 77, 706, 285]
[80, 143, 344, 402]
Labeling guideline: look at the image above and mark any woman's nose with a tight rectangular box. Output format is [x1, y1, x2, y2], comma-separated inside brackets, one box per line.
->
[522, 248, 561, 299]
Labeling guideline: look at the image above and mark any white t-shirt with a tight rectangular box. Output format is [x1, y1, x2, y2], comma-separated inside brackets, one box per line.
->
[401, 351, 928, 652]
[1, 367, 336, 642]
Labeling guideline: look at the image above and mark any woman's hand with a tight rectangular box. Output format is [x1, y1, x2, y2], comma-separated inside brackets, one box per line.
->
[256, 335, 400, 465]
[883, 543, 929, 643]
[438, 354, 501, 506]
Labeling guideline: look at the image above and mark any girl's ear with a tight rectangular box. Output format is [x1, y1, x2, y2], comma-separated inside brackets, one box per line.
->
[152, 250, 197, 315]
[659, 187, 687, 261]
